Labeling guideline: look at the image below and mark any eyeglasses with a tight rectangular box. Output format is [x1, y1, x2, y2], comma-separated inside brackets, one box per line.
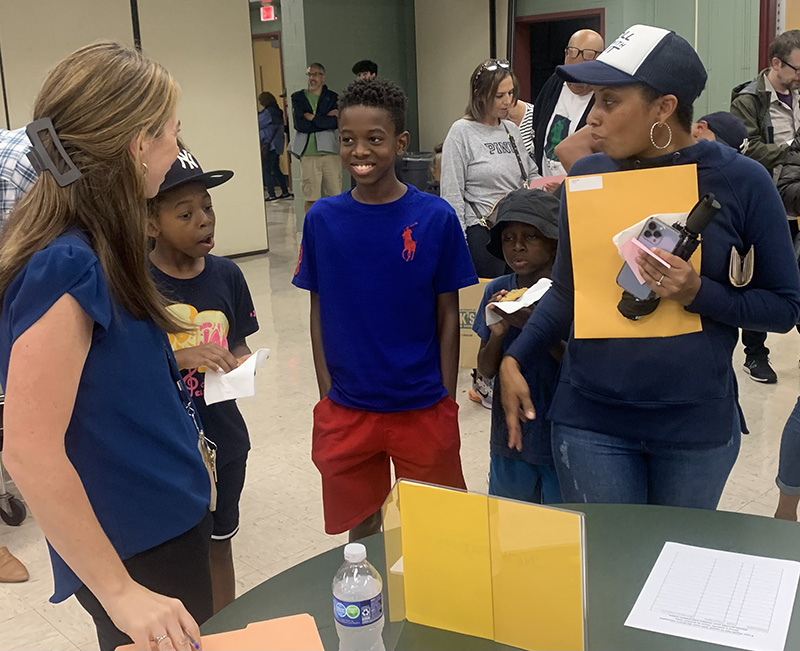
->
[781, 59, 800, 74]
[565, 46, 602, 61]
[306, 71, 324, 77]
[474, 59, 511, 85]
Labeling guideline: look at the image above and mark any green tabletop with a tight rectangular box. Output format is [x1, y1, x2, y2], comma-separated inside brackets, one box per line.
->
[202, 504, 800, 650]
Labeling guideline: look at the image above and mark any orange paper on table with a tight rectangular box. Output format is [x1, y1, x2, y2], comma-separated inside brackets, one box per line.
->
[115, 614, 323, 651]
[565, 165, 702, 338]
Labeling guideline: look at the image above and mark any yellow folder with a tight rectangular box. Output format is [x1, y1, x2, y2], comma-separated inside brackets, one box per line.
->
[565, 165, 702, 338]
[383, 480, 586, 651]
[490, 496, 585, 650]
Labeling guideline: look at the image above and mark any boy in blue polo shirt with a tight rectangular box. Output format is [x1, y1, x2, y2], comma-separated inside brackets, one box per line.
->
[293, 78, 478, 540]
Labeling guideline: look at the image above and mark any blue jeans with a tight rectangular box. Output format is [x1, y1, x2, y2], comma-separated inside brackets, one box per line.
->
[489, 454, 562, 504]
[777, 397, 800, 495]
[552, 420, 740, 509]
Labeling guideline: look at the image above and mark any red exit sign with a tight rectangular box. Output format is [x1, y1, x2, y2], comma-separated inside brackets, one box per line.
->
[260, 5, 276, 21]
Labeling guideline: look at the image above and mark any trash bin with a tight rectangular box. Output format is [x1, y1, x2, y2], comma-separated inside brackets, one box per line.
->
[395, 152, 433, 192]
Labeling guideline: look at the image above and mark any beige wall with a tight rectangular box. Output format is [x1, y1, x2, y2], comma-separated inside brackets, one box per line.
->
[497, 0, 509, 59]
[0, 0, 133, 128]
[0, 0, 267, 256]
[1, 84, 7, 130]
[788, 0, 800, 30]
[137, 0, 267, 256]
[414, 0, 507, 151]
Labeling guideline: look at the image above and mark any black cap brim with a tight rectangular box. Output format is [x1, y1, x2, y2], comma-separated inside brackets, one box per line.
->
[159, 169, 234, 194]
[556, 60, 639, 87]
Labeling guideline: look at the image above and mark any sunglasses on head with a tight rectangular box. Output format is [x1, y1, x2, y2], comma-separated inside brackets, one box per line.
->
[474, 59, 511, 85]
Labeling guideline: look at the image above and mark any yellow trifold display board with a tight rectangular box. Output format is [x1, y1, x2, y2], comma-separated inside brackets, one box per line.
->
[382, 480, 586, 651]
[565, 164, 702, 339]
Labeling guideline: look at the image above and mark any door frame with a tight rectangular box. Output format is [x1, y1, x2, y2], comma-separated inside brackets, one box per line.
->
[513, 9, 605, 102]
[251, 31, 291, 187]
[760, 0, 778, 70]
[252, 31, 285, 96]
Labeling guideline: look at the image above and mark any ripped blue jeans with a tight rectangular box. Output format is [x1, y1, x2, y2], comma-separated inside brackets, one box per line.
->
[551, 419, 740, 509]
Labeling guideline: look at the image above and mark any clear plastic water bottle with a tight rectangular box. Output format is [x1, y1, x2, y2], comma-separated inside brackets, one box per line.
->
[332, 542, 385, 651]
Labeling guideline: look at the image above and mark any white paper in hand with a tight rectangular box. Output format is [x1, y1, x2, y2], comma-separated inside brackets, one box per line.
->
[204, 348, 270, 405]
[485, 278, 552, 326]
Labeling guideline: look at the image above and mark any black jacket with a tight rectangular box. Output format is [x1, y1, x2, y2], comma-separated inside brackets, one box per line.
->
[776, 139, 800, 215]
[532, 72, 594, 175]
[731, 69, 787, 175]
[291, 85, 338, 134]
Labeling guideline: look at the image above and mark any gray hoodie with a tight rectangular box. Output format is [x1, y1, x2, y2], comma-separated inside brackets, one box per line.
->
[441, 118, 538, 231]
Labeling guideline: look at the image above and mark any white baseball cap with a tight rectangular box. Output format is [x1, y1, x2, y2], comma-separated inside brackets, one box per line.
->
[556, 24, 707, 105]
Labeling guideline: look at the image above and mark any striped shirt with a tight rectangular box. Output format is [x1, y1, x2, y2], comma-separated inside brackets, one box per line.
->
[518, 100, 535, 158]
[0, 128, 37, 227]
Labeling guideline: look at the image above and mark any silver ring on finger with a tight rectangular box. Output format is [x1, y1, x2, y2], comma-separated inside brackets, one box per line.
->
[154, 634, 169, 644]
[656, 274, 665, 287]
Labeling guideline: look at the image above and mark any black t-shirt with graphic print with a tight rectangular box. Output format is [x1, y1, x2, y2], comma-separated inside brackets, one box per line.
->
[151, 254, 259, 467]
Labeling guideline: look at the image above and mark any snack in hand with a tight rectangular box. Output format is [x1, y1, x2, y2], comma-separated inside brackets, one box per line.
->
[499, 287, 528, 302]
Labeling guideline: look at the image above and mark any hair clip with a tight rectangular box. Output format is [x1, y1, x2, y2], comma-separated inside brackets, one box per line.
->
[25, 118, 82, 187]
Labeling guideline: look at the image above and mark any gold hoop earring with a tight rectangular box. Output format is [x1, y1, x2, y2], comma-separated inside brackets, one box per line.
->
[142, 162, 148, 175]
[650, 121, 672, 150]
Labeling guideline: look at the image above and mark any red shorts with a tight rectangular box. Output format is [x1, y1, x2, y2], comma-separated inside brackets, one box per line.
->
[311, 396, 467, 534]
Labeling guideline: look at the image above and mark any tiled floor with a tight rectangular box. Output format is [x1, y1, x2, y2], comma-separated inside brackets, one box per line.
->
[1, 199, 799, 649]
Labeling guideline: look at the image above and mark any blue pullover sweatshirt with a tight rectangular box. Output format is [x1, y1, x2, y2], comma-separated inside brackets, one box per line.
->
[507, 139, 800, 446]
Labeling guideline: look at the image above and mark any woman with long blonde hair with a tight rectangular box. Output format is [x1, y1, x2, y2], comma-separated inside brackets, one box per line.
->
[0, 42, 212, 651]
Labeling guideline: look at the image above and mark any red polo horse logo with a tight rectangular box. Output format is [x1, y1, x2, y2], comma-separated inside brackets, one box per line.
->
[294, 245, 303, 275]
[402, 222, 418, 261]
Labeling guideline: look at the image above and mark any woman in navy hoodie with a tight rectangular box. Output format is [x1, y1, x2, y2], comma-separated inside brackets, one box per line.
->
[499, 25, 800, 509]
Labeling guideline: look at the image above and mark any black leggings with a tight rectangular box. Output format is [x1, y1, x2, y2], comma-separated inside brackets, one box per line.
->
[75, 513, 213, 651]
[466, 224, 507, 278]
[261, 148, 288, 196]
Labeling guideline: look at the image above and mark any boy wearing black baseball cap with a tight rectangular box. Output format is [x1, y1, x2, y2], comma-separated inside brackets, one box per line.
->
[692, 112, 750, 153]
[147, 147, 259, 613]
[472, 189, 562, 503]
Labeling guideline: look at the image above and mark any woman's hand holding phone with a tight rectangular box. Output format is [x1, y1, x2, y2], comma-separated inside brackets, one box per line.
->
[637, 247, 702, 306]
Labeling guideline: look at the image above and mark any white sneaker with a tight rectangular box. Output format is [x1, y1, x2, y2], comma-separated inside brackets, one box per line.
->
[468, 370, 493, 409]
